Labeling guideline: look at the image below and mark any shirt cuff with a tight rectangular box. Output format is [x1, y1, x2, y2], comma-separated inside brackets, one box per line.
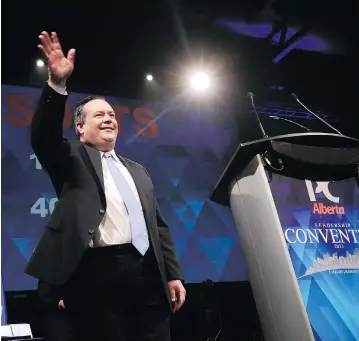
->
[47, 81, 68, 95]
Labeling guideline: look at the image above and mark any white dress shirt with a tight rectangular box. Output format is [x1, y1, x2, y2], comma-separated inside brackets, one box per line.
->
[95, 150, 143, 247]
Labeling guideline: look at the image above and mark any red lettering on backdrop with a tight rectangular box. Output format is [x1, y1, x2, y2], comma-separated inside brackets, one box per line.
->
[133, 107, 158, 137]
[5, 94, 160, 138]
[6, 94, 34, 126]
[113, 105, 130, 135]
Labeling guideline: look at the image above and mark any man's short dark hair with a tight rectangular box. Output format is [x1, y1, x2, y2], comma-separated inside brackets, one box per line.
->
[73, 95, 105, 136]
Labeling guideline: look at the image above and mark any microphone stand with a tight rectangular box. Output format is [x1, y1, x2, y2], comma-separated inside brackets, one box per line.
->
[269, 115, 311, 132]
[247, 92, 268, 138]
[291, 93, 343, 135]
[247, 92, 283, 172]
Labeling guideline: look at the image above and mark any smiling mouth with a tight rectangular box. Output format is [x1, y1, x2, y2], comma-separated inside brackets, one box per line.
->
[101, 128, 114, 131]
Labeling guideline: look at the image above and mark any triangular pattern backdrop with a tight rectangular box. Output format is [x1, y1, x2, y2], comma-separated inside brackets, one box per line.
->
[1, 84, 248, 291]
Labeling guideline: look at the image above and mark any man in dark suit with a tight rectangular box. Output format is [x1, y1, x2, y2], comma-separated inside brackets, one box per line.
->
[25, 31, 185, 341]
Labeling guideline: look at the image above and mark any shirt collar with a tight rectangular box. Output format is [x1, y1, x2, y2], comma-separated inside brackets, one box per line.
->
[100, 149, 117, 158]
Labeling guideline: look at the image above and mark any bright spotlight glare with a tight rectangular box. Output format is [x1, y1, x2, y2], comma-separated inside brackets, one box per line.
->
[146, 74, 153, 81]
[190, 72, 211, 92]
[36, 59, 45, 67]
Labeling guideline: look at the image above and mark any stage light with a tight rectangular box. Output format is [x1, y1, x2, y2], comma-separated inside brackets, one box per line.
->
[189, 71, 211, 92]
[36, 59, 44, 67]
[146, 74, 153, 81]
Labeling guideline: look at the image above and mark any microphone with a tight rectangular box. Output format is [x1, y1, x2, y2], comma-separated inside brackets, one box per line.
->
[290, 93, 343, 135]
[247, 92, 268, 138]
[269, 115, 311, 132]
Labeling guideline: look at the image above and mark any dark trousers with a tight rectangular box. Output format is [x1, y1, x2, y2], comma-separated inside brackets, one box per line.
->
[38, 281, 77, 341]
[64, 244, 171, 341]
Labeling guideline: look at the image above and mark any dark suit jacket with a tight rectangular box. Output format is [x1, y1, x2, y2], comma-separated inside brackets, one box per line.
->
[25, 84, 183, 309]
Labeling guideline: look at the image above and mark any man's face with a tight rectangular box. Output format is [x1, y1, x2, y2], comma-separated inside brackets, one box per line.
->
[76, 99, 118, 151]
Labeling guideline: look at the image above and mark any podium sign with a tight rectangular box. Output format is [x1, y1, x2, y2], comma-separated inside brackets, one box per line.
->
[211, 132, 359, 341]
[270, 176, 359, 341]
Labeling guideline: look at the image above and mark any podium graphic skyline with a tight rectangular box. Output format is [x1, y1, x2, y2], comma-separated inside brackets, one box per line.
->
[298, 249, 359, 279]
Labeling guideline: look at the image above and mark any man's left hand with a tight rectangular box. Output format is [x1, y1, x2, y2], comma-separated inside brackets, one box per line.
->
[58, 300, 65, 309]
[168, 280, 186, 312]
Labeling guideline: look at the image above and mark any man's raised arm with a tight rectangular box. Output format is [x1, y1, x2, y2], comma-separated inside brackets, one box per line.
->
[30, 31, 76, 173]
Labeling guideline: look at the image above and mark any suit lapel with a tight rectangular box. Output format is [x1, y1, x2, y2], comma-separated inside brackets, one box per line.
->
[82, 144, 105, 195]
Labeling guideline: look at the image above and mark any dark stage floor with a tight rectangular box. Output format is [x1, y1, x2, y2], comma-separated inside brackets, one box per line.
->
[4, 281, 263, 341]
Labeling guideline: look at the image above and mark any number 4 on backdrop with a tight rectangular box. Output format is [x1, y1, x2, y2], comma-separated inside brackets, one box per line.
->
[29, 152, 58, 217]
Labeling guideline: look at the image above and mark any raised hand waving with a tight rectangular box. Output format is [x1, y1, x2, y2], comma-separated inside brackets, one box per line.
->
[38, 31, 76, 86]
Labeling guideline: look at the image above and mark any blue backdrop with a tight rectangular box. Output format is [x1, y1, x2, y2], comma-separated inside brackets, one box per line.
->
[1, 84, 248, 291]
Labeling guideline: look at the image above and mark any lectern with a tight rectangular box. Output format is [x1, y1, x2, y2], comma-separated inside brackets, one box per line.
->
[211, 132, 359, 341]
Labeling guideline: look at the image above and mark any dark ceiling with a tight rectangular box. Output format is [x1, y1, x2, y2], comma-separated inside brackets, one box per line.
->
[2, 0, 358, 133]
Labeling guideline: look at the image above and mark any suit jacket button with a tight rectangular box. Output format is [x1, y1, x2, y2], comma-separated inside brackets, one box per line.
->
[88, 229, 95, 235]
[99, 209, 105, 214]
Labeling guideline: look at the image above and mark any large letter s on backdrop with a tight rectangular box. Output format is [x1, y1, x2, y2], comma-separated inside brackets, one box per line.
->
[6, 94, 34, 126]
[134, 107, 158, 137]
